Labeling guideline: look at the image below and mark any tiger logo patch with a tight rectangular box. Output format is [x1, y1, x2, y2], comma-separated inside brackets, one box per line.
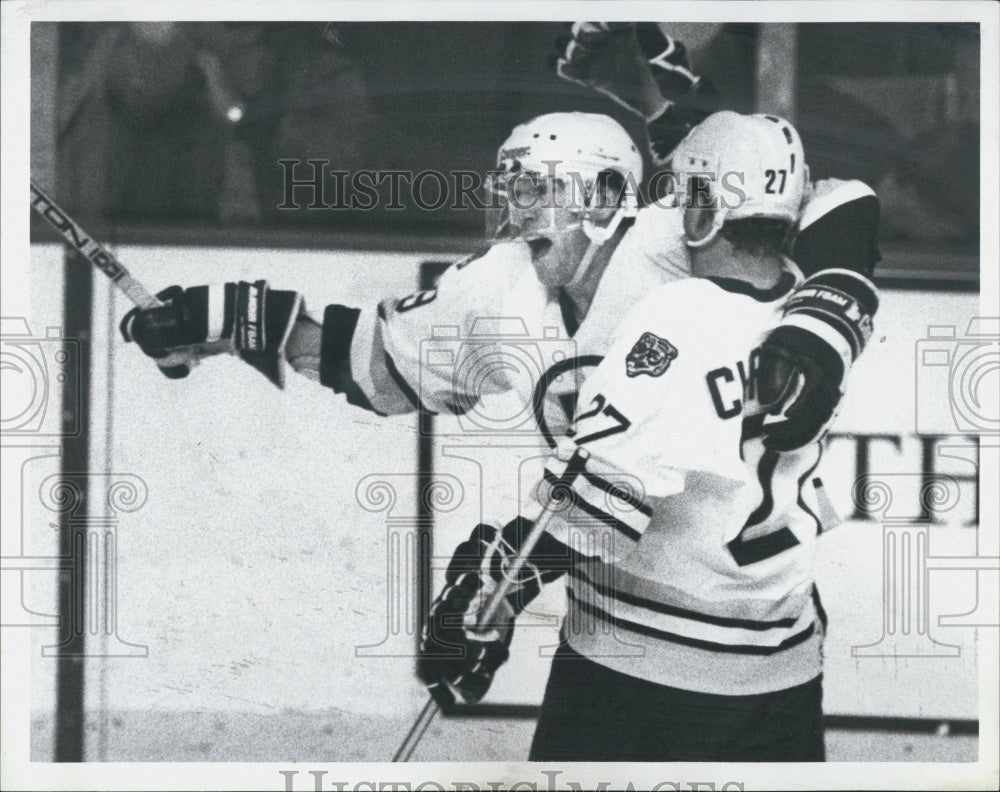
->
[625, 332, 678, 378]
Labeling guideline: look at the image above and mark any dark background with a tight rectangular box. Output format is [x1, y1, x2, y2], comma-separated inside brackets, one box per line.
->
[36, 22, 980, 277]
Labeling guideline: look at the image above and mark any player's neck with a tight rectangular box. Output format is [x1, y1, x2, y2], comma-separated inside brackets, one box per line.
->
[691, 245, 785, 290]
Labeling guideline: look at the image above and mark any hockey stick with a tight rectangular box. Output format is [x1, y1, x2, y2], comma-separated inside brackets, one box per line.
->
[29, 178, 163, 310]
[392, 447, 591, 762]
[29, 178, 196, 375]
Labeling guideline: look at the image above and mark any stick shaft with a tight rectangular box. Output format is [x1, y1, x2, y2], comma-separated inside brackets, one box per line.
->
[476, 489, 573, 628]
[29, 179, 162, 309]
[392, 696, 439, 763]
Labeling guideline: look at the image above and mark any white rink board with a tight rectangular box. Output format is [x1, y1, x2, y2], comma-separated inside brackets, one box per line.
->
[23, 243, 984, 761]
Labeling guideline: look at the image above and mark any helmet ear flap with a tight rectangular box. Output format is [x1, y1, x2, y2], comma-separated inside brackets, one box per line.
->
[683, 207, 724, 248]
[579, 168, 640, 244]
[682, 174, 725, 248]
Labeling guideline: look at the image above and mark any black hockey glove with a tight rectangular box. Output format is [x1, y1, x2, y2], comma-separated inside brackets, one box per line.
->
[752, 269, 879, 451]
[121, 281, 302, 387]
[553, 23, 697, 120]
[418, 519, 569, 706]
[552, 22, 720, 164]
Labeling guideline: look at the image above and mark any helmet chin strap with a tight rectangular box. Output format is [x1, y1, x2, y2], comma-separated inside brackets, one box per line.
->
[581, 183, 639, 244]
[582, 206, 625, 245]
[566, 201, 637, 289]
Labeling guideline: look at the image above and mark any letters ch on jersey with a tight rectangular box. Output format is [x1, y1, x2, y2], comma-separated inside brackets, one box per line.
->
[707, 347, 762, 419]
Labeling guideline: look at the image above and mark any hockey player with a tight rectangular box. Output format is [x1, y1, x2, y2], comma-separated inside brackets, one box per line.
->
[121, 110, 879, 454]
[118, 29, 884, 762]
[121, 21, 880, 448]
[121, 111, 658, 443]
[418, 111, 880, 761]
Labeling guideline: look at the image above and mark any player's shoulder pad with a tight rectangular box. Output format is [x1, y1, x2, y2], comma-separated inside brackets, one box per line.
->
[794, 179, 881, 279]
[439, 244, 496, 280]
[436, 240, 530, 290]
[618, 203, 692, 279]
[618, 277, 721, 338]
[457, 240, 532, 275]
[451, 244, 493, 272]
[631, 201, 685, 236]
[645, 275, 723, 302]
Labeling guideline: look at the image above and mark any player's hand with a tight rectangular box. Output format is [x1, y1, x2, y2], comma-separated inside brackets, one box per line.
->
[751, 269, 879, 451]
[121, 281, 303, 387]
[119, 286, 211, 379]
[553, 22, 700, 122]
[418, 522, 541, 706]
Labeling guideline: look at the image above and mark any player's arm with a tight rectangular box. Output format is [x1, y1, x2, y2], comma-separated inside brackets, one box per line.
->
[750, 180, 882, 450]
[282, 302, 401, 413]
[752, 268, 879, 451]
[120, 283, 441, 413]
[120, 280, 303, 386]
[553, 22, 723, 165]
[119, 279, 415, 413]
[794, 179, 882, 278]
[306, 247, 503, 415]
[120, 249, 494, 416]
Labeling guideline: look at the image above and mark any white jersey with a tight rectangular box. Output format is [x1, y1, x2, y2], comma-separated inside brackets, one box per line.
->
[348, 202, 693, 441]
[328, 178, 868, 444]
[314, 177, 877, 693]
[532, 275, 828, 696]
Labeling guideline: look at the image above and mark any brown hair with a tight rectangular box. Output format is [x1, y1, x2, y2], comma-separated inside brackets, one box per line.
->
[719, 216, 793, 257]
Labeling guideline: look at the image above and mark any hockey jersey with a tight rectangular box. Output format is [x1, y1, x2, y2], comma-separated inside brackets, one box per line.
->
[531, 274, 829, 696]
[323, 200, 693, 444]
[319, 179, 876, 446]
[314, 177, 878, 694]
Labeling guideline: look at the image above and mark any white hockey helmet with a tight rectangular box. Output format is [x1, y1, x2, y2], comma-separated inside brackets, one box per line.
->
[671, 111, 806, 246]
[487, 112, 643, 244]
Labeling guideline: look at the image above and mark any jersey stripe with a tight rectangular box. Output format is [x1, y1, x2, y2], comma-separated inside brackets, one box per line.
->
[573, 557, 814, 624]
[795, 449, 824, 536]
[568, 570, 817, 649]
[319, 304, 380, 413]
[566, 587, 817, 655]
[811, 584, 828, 633]
[542, 469, 644, 542]
[569, 566, 799, 630]
[727, 525, 801, 567]
[545, 454, 652, 524]
[582, 471, 654, 517]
